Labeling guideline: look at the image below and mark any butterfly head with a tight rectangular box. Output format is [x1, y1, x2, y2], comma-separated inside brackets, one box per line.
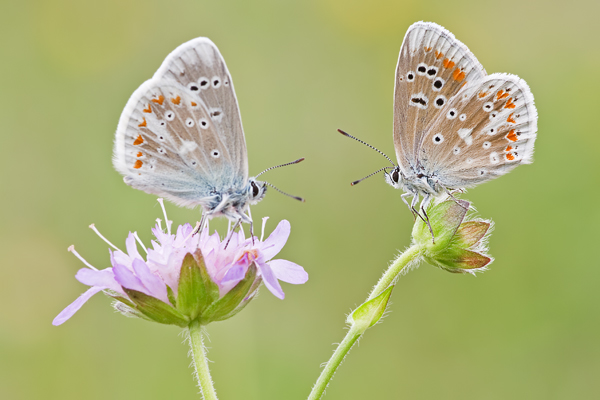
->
[384, 166, 404, 190]
[248, 178, 267, 205]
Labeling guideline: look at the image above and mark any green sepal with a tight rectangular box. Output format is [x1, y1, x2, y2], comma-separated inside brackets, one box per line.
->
[123, 288, 189, 327]
[166, 285, 177, 308]
[177, 252, 211, 320]
[430, 248, 492, 272]
[349, 286, 394, 332]
[453, 221, 490, 248]
[413, 199, 469, 249]
[201, 263, 257, 324]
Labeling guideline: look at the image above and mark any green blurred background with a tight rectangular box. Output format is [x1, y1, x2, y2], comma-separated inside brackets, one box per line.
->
[2, 0, 599, 399]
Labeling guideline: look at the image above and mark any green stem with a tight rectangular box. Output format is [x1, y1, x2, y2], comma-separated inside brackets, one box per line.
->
[367, 244, 421, 301]
[307, 244, 422, 400]
[188, 320, 219, 400]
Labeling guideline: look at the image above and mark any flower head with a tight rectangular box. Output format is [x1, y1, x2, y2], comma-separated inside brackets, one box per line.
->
[412, 197, 493, 274]
[53, 202, 308, 327]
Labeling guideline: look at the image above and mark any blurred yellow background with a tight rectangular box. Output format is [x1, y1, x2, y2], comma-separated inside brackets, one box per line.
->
[1, 0, 599, 399]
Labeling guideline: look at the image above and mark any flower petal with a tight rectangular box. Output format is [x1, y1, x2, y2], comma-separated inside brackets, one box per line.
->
[132, 259, 170, 304]
[260, 220, 290, 260]
[257, 261, 285, 299]
[52, 286, 104, 326]
[113, 263, 147, 294]
[76, 268, 122, 293]
[221, 258, 247, 286]
[268, 259, 308, 284]
[125, 233, 143, 261]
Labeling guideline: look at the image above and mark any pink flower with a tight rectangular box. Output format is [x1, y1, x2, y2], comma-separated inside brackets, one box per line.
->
[53, 206, 308, 326]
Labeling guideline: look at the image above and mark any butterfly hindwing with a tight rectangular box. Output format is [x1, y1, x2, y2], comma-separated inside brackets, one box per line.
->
[417, 73, 537, 189]
[393, 21, 487, 174]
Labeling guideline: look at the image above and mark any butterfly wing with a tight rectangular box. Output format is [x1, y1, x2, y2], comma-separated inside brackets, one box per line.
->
[417, 73, 537, 189]
[113, 38, 248, 209]
[393, 21, 487, 174]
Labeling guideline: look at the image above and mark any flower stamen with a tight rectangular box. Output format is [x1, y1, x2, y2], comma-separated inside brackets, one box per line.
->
[157, 198, 172, 235]
[89, 224, 121, 251]
[133, 232, 148, 254]
[67, 245, 98, 271]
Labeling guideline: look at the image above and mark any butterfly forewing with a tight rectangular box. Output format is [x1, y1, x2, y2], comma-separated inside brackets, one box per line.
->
[418, 73, 537, 189]
[394, 22, 487, 173]
[153, 38, 248, 181]
[114, 38, 249, 209]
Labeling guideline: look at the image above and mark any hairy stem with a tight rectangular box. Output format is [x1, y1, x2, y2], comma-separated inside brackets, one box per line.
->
[188, 320, 219, 400]
[307, 244, 422, 400]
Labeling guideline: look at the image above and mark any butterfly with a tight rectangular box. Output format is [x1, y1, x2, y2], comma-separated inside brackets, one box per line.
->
[340, 21, 537, 233]
[113, 38, 304, 229]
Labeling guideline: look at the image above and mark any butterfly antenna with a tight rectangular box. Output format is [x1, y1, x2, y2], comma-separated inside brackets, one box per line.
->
[351, 166, 395, 186]
[265, 182, 305, 202]
[255, 158, 305, 178]
[338, 129, 396, 167]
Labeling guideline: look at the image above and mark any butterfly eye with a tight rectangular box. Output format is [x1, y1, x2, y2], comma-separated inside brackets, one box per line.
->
[185, 118, 195, 127]
[483, 102, 493, 112]
[432, 133, 444, 144]
[453, 146, 461, 155]
[199, 77, 209, 89]
[416, 63, 427, 76]
[212, 76, 221, 88]
[251, 181, 260, 198]
[210, 149, 220, 158]
[478, 169, 487, 176]
[489, 111, 498, 120]
[188, 83, 200, 91]
[406, 71, 415, 82]
[432, 77, 445, 91]
[157, 147, 166, 154]
[223, 79, 230, 86]
[165, 111, 175, 121]
[482, 141, 491, 149]
[446, 108, 457, 119]
[459, 113, 467, 121]
[391, 169, 400, 183]
[199, 118, 209, 129]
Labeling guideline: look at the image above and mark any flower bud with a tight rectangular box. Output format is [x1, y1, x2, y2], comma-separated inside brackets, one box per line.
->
[412, 198, 493, 274]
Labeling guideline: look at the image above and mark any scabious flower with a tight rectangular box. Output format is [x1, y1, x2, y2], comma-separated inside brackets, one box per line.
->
[412, 197, 493, 274]
[53, 201, 308, 327]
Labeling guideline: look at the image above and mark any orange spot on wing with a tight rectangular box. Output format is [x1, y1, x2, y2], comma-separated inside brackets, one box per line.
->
[496, 90, 509, 100]
[506, 129, 518, 141]
[136, 151, 143, 157]
[134, 160, 143, 169]
[424, 46, 432, 52]
[171, 96, 181, 105]
[505, 145, 513, 152]
[504, 98, 516, 109]
[143, 104, 152, 113]
[460, 81, 467, 88]
[133, 135, 144, 145]
[191, 101, 197, 107]
[452, 69, 466, 81]
[506, 153, 515, 161]
[443, 58, 455, 69]
[138, 118, 147, 128]
[435, 50, 443, 59]
[478, 92, 488, 98]
[506, 113, 516, 124]
[151, 95, 165, 105]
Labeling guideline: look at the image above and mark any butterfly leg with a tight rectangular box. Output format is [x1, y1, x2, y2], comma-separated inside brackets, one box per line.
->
[224, 218, 242, 250]
[193, 214, 208, 235]
[401, 192, 417, 220]
[419, 194, 435, 244]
